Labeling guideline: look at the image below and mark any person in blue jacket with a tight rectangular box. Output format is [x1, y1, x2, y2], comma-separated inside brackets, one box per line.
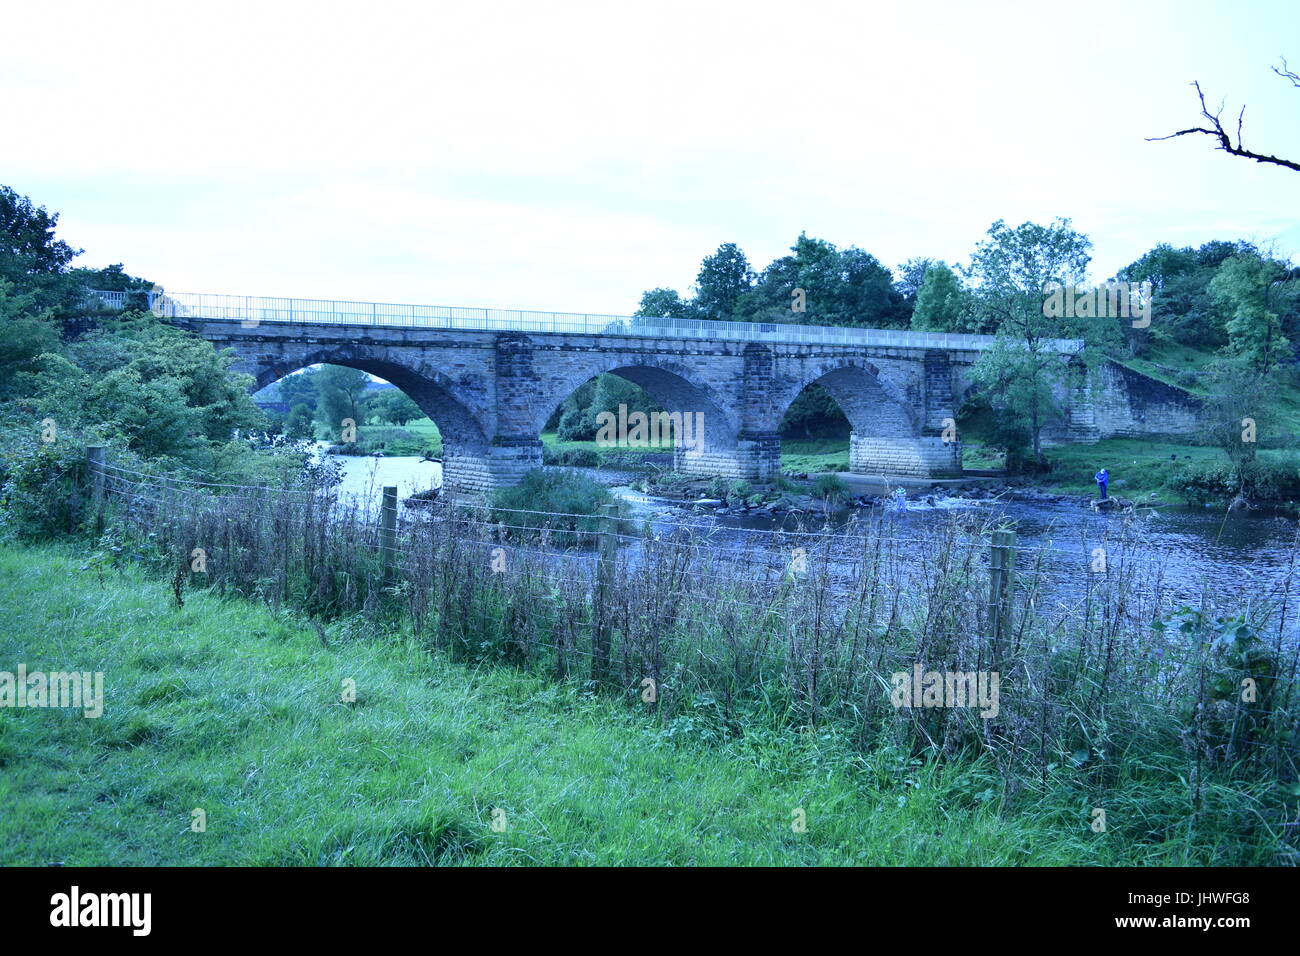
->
[1095, 468, 1109, 500]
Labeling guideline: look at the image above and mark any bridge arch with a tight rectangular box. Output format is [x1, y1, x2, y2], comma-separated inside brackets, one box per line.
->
[533, 357, 746, 475]
[773, 359, 959, 478]
[253, 347, 496, 494]
[771, 358, 919, 440]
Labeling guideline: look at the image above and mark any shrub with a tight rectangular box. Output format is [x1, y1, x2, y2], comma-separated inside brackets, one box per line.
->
[490, 469, 620, 545]
[1165, 455, 1300, 503]
[0, 432, 95, 539]
[812, 473, 849, 504]
[541, 445, 600, 468]
[727, 479, 753, 500]
[556, 407, 595, 443]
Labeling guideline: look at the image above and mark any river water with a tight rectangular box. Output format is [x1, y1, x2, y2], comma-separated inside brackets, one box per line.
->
[325, 452, 1297, 611]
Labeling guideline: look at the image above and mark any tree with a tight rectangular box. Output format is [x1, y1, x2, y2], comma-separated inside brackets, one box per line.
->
[634, 287, 696, 319]
[895, 257, 935, 303]
[741, 234, 902, 327]
[964, 218, 1095, 462]
[778, 384, 848, 438]
[277, 369, 321, 415]
[1115, 240, 1255, 354]
[693, 243, 754, 321]
[0, 279, 60, 399]
[1202, 366, 1269, 494]
[0, 184, 91, 316]
[20, 313, 265, 461]
[910, 262, 971, 331]
[0, 185, 80, 280]
[285, 403, 316, 440]
[1149, 61, 1300, 173]
[370, 390, 422, 426]
[1211, 254, 1292, 373]
[315, 365, 371, 436]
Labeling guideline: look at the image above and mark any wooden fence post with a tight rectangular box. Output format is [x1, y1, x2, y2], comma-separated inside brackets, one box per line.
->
[592, 503, 617, 686]
[989, 528, 1016, 657]
[86, 445, 106, 506]
[380, 486, 398, 583]
[86, 444, 107, 531]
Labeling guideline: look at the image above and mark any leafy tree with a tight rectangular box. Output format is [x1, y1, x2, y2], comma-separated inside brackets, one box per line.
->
[1210, 254, 1292, 373]
[634, 287, 696, 319]
[895, 257, 935, 303]
[910, 262, 971, 331]
[1202, 366, 1269, 494]
[550, 374, 664, 443]
[19, 313, 264, 461]
[778, 384, 848, 438]
[693, 243, 754, 321]
[964, 218, 1096, 462]
[285, 403, 316, 440]
[739, 234, 902, 327]
[0, 185, 80, 280]
[277, 369, 321, 415]
[0, 184, 90, 315]
[0, 279, 60, 399]
[315, 365, 371, 436]
[1116, 240, 1257, 353]
[370, 389, 422, 426]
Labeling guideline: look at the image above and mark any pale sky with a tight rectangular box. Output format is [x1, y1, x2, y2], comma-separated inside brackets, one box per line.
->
[4, 0, 1298, 314]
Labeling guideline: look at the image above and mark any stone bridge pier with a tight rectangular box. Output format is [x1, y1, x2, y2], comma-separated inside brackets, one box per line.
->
[193, 319, 990, 496]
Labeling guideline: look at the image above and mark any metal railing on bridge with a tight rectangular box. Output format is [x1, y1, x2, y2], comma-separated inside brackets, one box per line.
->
[88, 289, 1084, 353]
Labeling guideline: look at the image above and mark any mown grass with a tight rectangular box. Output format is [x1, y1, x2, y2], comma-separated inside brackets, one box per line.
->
[0, 542, 1239, 867]
[780, 437, 850, 473]
[350, 419, 443, 457]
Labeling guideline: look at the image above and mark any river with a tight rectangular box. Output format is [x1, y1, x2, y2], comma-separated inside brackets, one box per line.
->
[324, 451, 1297, 610]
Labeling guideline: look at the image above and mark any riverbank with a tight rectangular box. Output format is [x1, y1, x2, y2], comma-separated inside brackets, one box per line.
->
[0, 542, 1202, 866]
[7, 447, 1299, 866]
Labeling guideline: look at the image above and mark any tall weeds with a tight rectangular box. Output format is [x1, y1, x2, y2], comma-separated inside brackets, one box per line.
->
[90, 459, 1300, 859]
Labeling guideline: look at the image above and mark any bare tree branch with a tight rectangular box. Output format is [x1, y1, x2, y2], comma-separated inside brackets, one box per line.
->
[1148, 68, 1300, 173]
[1273, 57, 1300, 88]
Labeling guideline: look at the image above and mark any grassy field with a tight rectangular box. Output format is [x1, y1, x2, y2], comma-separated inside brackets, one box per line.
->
[0, 542, 1233, 866]
[780, 437, 850, 473]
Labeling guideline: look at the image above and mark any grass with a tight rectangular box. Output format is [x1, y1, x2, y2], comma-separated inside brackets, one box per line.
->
[0, 546, 1138, 868]
[1119, 342, 1219, 396]
[349, 418, 443, 457]
[0, 541, 1267, 866]
[1039, 438, 1299, 500]
[1040, 438, 1226, 497]
[781, 437, 850, 473]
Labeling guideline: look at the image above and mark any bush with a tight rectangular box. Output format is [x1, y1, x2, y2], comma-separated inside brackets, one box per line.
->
[490, 469, 621, 545]
[541, 445, 600, 468]
[0, 433, 95, 539]
[812, 473, 849, 504]
[1164, 455, 1300, 503]
[727, 479, 753, 500]
[556, 407, 595, 443]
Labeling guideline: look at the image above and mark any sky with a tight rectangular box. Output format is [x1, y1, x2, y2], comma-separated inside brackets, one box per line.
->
[3, 0, 1299, 315]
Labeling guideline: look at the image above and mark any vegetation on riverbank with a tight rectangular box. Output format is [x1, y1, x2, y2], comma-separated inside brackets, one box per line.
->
[7, 456, 1292, 866]
[6, 541, 1230, 867]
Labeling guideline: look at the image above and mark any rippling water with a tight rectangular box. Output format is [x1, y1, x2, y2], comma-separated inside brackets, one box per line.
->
[322, 451, 1298, 613]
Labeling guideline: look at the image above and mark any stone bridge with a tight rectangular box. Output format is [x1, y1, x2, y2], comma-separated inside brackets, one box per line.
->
[133, 291, 1097, 495]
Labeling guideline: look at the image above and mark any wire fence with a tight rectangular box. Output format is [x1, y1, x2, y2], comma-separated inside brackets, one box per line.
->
[79, 450, 1300, 855]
